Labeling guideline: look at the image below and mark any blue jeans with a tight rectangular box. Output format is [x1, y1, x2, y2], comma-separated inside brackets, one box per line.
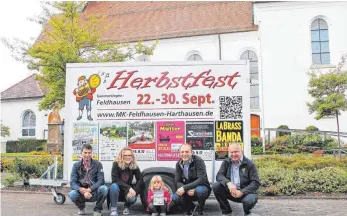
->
[69, 185, 108, 213]
[213, 182, 258, 214]
[110, 183, 137, 211]
[171, 185, 211, 212]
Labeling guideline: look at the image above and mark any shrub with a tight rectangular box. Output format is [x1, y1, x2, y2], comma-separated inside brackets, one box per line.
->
[6, 139, 47, 153]
[29, 151, 61, 155]
[252, 146, 263, 155]
[4, 175, 18, 187]
[13, 158, 39, 183]
[251, 136, 262, 147]
[276, 125, 291, 137]
[255, 154, 347, 170]
[2, 155, 63, 183]
[302, 134, 323, 147]
[0, 157, 15, 172]
[299, 167, 347, 193]
[323, 136, 338, 149]
[306, 125, 319, 131]
[276, 169, 305, 195]
[255, 154, 347, 195]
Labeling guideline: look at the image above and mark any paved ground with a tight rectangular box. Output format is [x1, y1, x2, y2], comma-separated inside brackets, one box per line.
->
[1, 192, 347, 216]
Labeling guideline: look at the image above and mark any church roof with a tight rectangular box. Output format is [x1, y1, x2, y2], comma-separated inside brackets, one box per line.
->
[1, 74, 48, 100]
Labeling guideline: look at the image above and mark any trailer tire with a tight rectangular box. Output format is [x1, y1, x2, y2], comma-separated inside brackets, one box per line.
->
[54, 192, 66, 205]
[140, 173, 176, 209]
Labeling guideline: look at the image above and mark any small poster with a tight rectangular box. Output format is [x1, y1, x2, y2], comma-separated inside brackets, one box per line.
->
[153, 190, 165, 206]
[72, 122, 99, 161]
[215, 121, 243, 160]
[186, 121, 214, 160]
[99, 122, 127, 161]
[127, 121, 155, 161]
[156, 121, 185, 161]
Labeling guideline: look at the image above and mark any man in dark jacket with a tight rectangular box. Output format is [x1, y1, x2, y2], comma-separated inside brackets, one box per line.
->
[213, 143, 260, 216]
[172, 144, 211, 216]
[69, 144, 108, 216]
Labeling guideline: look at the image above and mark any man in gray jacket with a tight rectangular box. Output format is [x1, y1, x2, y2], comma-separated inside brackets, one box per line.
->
[70, 144, 108, 216]
[213, 143, 260, 216]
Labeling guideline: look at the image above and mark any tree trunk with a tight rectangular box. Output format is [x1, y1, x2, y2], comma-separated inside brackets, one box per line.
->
[336, 111, 341, 158]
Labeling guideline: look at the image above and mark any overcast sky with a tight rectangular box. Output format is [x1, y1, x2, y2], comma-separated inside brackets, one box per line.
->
[0, 1, 43, 92]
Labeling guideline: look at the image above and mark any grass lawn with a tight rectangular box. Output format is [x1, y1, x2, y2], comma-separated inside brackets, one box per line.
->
[1, 153, 30, 157]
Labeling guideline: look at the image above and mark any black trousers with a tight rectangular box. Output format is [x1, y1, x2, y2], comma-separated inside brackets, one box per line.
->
[148, 203, 167, 213]
[212, 182, 258, 214]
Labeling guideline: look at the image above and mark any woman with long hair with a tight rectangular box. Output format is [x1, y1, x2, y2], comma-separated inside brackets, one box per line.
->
[109, 147, 142, 216]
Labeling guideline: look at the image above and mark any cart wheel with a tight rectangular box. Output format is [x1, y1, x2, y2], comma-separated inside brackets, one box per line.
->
[54, 193, 66, 205]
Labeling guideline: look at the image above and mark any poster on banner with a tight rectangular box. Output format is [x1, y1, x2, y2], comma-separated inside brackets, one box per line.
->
[215, 121, 243, 160]
[127, 121, 155, 161]
[99, 122, 127, 161]
[156, 121, 185, 161]
[72, 122, 99, 161]
[186, 121, 214, 160]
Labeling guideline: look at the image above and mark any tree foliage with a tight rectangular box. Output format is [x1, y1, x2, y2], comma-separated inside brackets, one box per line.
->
[307, 55, 347, 156]
[1, 124, 10, 137]
[1, 2, 157, 110]
[307, 60, 347, 120]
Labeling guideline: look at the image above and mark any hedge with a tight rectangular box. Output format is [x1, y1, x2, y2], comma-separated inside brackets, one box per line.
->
[254, 155, 347, 195]
[1, 155, 63, 182]
[6, 139, 47, 153]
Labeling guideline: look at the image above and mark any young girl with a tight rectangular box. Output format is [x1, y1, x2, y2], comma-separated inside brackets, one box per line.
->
[147, 175, 171, 216]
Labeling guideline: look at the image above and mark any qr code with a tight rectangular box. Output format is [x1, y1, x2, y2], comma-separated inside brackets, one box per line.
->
[219, 96, 243, 119]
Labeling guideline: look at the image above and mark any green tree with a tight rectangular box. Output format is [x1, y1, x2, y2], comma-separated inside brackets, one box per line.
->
[307, 55, 347, 158]
[1, 124, 10, 137]
[2, 2, 156, 110]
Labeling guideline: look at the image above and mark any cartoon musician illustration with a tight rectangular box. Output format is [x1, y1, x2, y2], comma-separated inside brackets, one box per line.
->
[73, 74, 101, 121]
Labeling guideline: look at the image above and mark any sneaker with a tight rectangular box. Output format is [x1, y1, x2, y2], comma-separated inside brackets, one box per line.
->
[110, 211, 118, 216]
[123, 204, 130, 215]
[185, 212, 193, 216]
[159, 213, 166, 216]
[222, 214, 232, 216]
[93, 212, 102, 216]
[185, 203, 197, 216]
[77, 208, 86, 215]
[151, 213, 159, 216]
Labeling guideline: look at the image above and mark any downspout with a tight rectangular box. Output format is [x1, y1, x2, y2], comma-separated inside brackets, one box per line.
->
[258, 20, 266, 154]
[218, 34, 222, 60]
[212, 33, 222, 185]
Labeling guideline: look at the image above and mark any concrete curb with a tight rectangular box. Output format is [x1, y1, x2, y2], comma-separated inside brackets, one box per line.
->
[1, 190, 346, 200]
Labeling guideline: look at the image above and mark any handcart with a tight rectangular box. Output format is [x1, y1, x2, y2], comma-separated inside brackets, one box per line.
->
[29, 156, 69, 205]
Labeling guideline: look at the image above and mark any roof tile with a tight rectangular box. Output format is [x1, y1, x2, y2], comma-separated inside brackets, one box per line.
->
[1, 74, 47, 100]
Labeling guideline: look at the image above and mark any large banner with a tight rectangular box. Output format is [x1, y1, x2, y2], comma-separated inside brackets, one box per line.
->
[186, 121, 214, 160]
[66, 65, 247, 122]
[215, 121, 244, 160]
[156, 121, 185, 161]
[72, 122, 99, 161]
[99, 122, 127, 161]
[65, 62, 250, 175]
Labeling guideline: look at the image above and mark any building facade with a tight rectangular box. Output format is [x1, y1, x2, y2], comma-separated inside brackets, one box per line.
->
[1, 1, 347, 151]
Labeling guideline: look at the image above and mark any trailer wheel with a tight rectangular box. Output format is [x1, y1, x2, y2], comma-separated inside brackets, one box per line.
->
[140, 173, 176, 209]
[54, 193, 66, 205]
